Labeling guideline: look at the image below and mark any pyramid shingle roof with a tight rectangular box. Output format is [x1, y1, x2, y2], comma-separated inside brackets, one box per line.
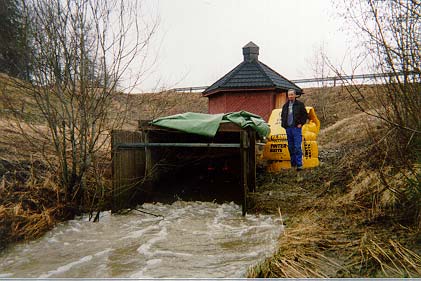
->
[203, 42, 302, 95]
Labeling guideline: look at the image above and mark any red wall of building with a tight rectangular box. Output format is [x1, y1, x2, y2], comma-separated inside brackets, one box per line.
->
[208, 94, 226, 115]
[208, 91, 277, 121]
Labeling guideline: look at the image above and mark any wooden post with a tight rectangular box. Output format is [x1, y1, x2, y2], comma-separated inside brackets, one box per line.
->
[143, 130, 152, 178]
[240, 130, 249, 216]
[248, 129, 256, 192]
[111, 130, 117, 210]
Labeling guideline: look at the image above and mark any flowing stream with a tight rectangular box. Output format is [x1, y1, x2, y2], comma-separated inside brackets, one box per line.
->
[0, 201, 282, 278]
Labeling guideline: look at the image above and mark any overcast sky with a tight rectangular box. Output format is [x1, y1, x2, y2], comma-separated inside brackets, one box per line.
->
[138, 0, 361, 92]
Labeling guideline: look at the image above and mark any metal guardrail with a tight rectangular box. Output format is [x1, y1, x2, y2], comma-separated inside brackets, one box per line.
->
[171, 86, 210, 92]
[291, 71, 414, 84]
[171, 71, 415, 92]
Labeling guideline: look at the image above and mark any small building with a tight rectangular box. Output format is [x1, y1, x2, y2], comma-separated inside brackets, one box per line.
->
[202, 42, 302, 121]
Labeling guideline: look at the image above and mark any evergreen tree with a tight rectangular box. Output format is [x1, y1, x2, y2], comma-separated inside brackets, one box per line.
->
[0, 0, 31, 79]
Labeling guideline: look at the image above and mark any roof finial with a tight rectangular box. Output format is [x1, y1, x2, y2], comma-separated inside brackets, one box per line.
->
[242, 41, 259, 62]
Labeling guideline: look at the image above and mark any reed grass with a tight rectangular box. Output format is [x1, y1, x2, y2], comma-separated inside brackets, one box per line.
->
[0, 159, 67, 250]
[248, 127, 421, 278]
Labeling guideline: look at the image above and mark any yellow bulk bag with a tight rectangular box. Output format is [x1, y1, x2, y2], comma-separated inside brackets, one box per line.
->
[263, 106, 320, 171]
[267, 160, 291, 171]
[302, 140, 319, 168]
[263, 108, 289, 161]
[302, 130, 317, 141]
[303, 157, 319, 168]
[303, 140, 319, 159]
[263, 134, 289, 161]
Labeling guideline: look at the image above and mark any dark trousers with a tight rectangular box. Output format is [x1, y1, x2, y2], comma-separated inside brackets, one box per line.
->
[286, 127, 303, 167]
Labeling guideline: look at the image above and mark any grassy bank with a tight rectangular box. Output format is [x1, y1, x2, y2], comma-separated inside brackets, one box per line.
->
[248, 148, 420, 277]
[247, 87, 421, 277]
[0, 77, 419, 278]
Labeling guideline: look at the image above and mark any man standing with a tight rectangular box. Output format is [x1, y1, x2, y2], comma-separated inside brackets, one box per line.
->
[281, 89, 308, 170]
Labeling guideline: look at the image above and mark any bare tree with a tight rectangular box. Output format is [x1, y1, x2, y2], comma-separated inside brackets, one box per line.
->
[1, 0, 157, 211]
[332, 0, 420, 226]
[334, 0, 420, 134]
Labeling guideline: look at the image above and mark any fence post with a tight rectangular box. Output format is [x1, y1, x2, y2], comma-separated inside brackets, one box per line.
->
[248, 129, 256, 192]
[240, 130, 249, 216]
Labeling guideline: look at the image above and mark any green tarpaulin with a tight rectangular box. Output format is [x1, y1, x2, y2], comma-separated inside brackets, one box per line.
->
[150, 111, 270, 138]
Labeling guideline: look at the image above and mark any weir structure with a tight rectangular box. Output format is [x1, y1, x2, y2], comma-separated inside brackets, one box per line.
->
[111, 121, 259, 216]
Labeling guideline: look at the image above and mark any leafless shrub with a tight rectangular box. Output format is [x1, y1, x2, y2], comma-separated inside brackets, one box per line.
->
[329, 0, 421, 227]
[0, 0, 157, 213]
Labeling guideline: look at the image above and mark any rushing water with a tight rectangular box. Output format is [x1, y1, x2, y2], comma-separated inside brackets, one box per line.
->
[0, 201, 282, 278]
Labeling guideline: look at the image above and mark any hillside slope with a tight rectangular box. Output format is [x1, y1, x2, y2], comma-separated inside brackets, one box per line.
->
[0, 78, 419, 277]
[247, 86, 420, 278]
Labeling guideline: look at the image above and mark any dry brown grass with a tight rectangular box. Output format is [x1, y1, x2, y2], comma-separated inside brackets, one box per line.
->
[248, 166, 421, 277]
[356, 231, 421, 277]
[119, 90, 207, 130]
[318, 111, 381, 149]
[248, 211, 350, 278]
[0, 169, 69, 250]
[301, 85, 385, 129]
[248, 84, 420, 278]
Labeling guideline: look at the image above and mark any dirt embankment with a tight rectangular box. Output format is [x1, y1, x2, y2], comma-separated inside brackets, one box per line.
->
[247, 86, 421, 278]
[0, 80, 419, 277]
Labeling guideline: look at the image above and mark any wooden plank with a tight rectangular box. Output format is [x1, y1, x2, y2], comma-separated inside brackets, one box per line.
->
[116, 142, 241, 149]
[217, 122, 242, 132]
[138, 120, 152, 128]
[248, 129, 256, 192]
[139, 121, 243, 133]
[111, 130, 145, 212]
[240, 130, 249, 216]
[143, 130, 152, 178]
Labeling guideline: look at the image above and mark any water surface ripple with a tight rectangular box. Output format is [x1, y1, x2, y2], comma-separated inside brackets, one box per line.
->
[0, 201, 282, 278]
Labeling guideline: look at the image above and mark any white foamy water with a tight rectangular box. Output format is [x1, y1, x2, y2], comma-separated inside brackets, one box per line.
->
[0, 201, 282, 278]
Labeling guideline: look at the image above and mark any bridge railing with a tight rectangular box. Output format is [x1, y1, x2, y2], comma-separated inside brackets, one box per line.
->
[170, 71, 417, 92]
